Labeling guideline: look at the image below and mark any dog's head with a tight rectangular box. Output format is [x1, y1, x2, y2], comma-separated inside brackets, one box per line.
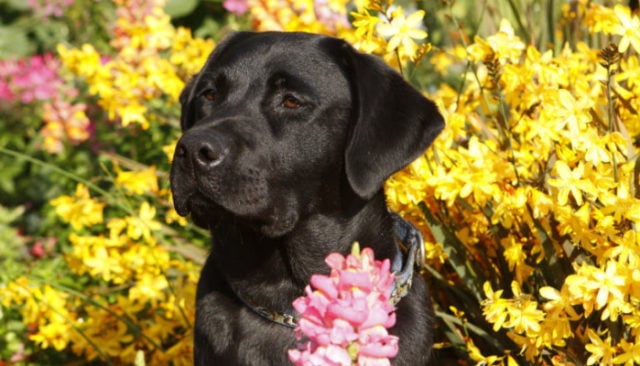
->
[170, 32, 444, 236]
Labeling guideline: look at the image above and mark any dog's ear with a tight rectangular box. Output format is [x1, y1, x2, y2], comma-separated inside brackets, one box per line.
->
[340, 43, 445, 199]
[179, 31, 257, 131]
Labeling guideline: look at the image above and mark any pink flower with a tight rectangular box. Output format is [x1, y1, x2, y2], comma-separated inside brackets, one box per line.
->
[0, 53, 63, 104]
[223, 0, 248, 15]
[289, 244, 399, 365]
[313, 0, 350, 31]
[28, 0, 75, 18]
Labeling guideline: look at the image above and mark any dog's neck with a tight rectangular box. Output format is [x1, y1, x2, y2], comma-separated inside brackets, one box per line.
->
[209, 191, 397, 313]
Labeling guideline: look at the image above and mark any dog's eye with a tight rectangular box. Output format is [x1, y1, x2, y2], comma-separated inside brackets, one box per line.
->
[201, 89, 216, 102]
[282, 94, 302, 109]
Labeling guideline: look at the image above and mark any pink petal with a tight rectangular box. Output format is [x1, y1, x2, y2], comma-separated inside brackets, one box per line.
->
[338, 271, 373, 292]
[357, 356, 392, 366]
[325, 252, 345, 270]
[326, 299, 368, 326]
[358, 336, 399, 359]
[311, 274, 338, 299]
[360, 305, 396, 329]
[325, 345, 353, 365]
[329, 318, 358, 345]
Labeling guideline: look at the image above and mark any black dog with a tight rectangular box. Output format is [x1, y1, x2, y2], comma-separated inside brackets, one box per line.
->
[170, 32, 444, 365]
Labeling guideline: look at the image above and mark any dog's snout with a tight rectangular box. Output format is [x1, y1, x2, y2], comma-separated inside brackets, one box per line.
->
[175, 133, 228, 170]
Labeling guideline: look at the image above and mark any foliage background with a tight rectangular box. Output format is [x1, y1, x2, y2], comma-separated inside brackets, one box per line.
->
[1, 0, 639, 365]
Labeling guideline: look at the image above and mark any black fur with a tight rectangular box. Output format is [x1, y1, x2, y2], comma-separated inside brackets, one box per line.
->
[170, 31, 444, 365]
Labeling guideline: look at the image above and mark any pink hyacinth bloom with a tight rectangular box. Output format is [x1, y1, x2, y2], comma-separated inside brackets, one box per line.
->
[289, 244, 399, 365]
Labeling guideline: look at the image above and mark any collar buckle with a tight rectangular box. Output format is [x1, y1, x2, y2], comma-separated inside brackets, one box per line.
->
[389, 212, 425, 305]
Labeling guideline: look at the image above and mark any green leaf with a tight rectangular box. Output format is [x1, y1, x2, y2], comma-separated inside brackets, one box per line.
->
[164, 0, 199, 18]
[0, 25, 34, 58]
[5, 0, 31, 11]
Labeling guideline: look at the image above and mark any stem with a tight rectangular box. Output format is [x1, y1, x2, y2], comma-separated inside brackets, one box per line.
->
[506, 0, 532, 42]
[0, 146, 134, 214]
[605, 62, 620, 182]
[547, 0, 556, 51]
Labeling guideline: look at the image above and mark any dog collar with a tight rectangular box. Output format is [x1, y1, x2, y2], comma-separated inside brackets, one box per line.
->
[234, 213, 425, 329]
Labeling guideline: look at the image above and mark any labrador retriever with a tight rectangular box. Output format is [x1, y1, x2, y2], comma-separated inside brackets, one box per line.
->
[170, 31, 444, 365]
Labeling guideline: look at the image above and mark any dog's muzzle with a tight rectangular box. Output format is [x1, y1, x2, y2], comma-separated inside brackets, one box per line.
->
[170, 128, 230, 217]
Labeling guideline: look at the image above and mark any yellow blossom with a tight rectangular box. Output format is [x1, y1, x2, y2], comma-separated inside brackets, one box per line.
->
[465, 335, 503, 365]
[566, 261, 630, 321]
[129, 272, 169, 306]
[377, 7, 428, 61]
[67, 234, 129, 283]
[123, 201, 162, 243]
[468, 19, 525, 63]
[163, 140, 178, 163]
[612, 4, 640, 53]
[547, 161, 595, 206]
[614, 337, 640, 365]
[50, 184, 105, 230]
[585, 329, 616, 366]
[501, 237, 534, 283]
[115, 164, 159, 195]
[20, 285, 74, 352]
[351, 9, 384, 54]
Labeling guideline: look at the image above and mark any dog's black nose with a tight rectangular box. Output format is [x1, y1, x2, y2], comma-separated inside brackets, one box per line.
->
[195, 141, 227, 167]
[175, 134, 228, 169]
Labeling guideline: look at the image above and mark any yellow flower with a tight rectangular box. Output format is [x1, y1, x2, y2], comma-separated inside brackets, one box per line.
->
[350, 9, 385, 54]
[119, 100, 150, 129]
[481, 282, 511, 332]
[377, 7, 428, 61]
[468, 19, 525, 63]
[163, 140, 178, 163]
[170, 27, 215, 77]
[566, 261, 630, 321]
[465, 335, 503, 365]
[27, 285, 74, 351]
[57, 43, 102, 79]
[68, 234, 128, 283]
[482, 282, 545, 337]
[614, 337, 640, 365]
[115, 164, 159, 195]
[584, 329, 616, 366]
[612, 4, 640, 53]
[124, 201, 162, 243]
[129, 272, 169, 306]
[501, 237, 534, 283]
[50, 184, 105, 230]
[547, 161, 595, 206]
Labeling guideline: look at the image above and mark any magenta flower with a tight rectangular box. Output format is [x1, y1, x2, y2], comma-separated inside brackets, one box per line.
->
[289, 244, 399, 366]
[0, 53, 62, 104]
[0, 53, 91, 153]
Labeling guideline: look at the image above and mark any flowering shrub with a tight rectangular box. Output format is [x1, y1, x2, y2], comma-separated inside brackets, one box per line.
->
[289, 244, 398, 366]
[1, 0, 640, 365]
[385, 1, 640, 364]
